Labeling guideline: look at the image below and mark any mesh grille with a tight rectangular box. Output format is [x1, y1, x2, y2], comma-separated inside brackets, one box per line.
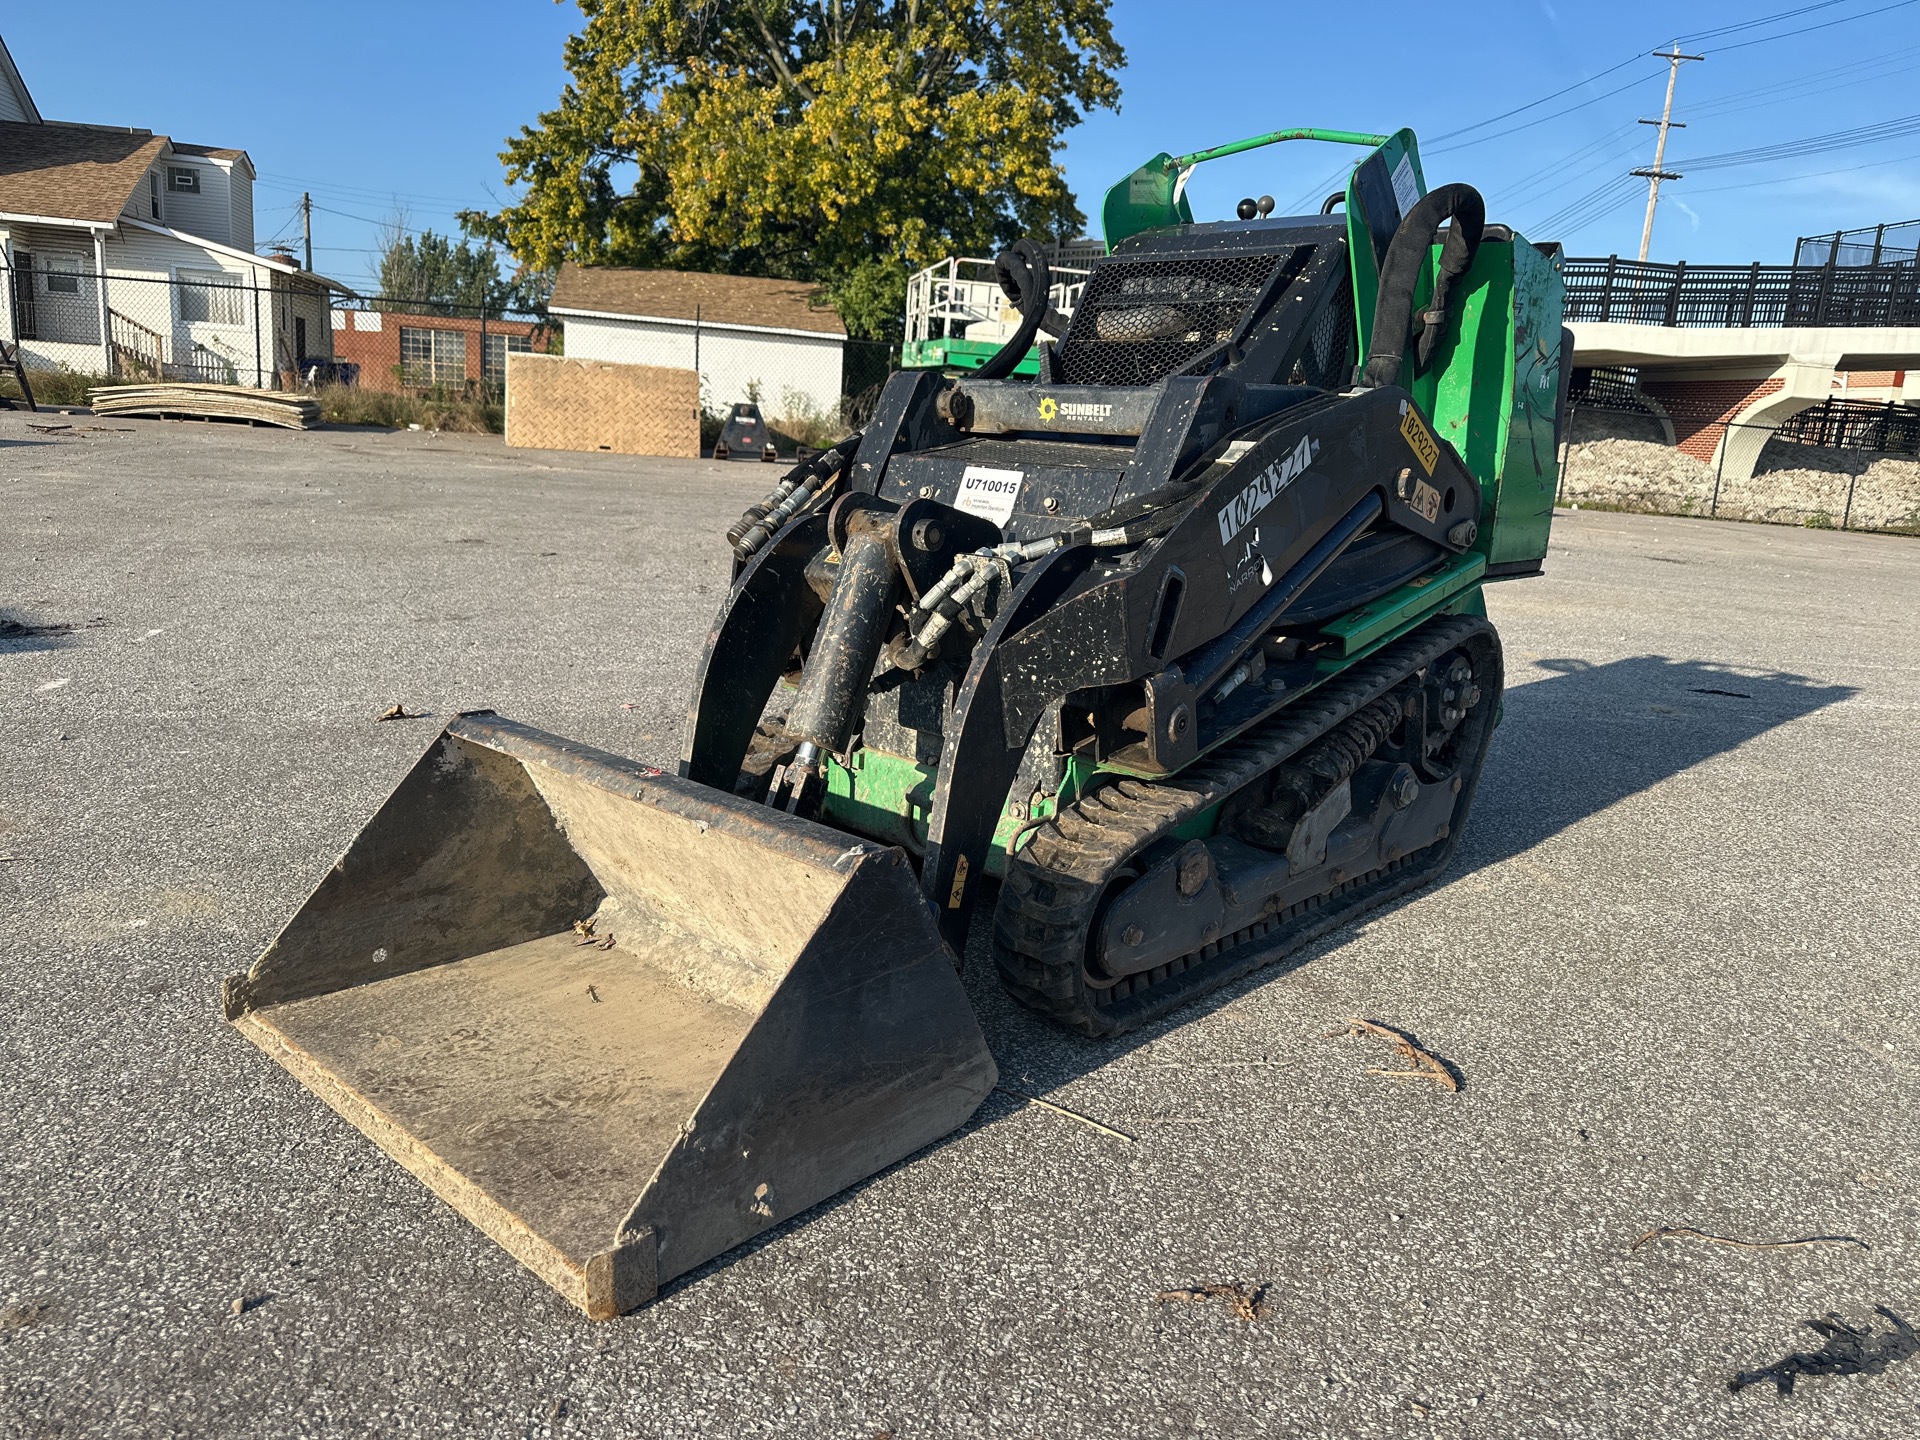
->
[1057, 251, 1295, 386]
[1288, 287, 1355, 390]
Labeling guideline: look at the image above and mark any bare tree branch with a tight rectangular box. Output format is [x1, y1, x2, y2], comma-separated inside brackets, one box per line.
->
[751, 9, 816, 101]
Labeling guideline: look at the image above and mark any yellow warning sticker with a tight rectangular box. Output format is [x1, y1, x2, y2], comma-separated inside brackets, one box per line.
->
[1400, 405, 1440, 476]
[947, 853, 970, 909]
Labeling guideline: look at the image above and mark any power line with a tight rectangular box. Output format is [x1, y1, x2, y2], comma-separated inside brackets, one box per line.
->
[1491, 6, 1920, 248]
[1674, 0, 1856, 43]
[1679, 111, 1920, 169]
[1537, 173, 1644, 235]
[1685, 42, 1920, 122]
[255, 169, 482, 209]
[1427, 70, 1665, 157]
[1425, 0, 1920, 157]
[1425, 54, 1654, 145]
[1707, 0, 1920, 53]
[1681, 147, 1920, 195]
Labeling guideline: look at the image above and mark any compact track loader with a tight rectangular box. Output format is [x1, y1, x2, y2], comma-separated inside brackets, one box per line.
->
[225, 127, 1569, 1317]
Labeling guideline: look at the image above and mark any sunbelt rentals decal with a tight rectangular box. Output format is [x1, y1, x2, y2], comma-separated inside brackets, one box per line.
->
[1037, 395, 1114, 423]
[1216, 434, 1319, 546]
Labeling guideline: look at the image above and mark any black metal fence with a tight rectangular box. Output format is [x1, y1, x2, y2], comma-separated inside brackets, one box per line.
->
[1774, 397, 1920, 456]
[1563, 254, 1920, 329]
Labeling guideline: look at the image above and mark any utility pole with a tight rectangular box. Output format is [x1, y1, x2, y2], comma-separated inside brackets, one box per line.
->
[1634, 45, 1703, 262]
[301, 191, 313, 273]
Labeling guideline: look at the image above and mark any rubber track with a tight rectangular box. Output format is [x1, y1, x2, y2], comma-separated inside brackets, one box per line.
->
[992, 614, 1497, 1037]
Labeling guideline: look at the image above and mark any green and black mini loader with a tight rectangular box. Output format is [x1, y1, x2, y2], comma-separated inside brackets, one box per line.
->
[224, 128, 1569, 1317]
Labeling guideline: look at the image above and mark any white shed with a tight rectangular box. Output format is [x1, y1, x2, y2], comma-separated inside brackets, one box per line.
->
[549, 264, 846, 425]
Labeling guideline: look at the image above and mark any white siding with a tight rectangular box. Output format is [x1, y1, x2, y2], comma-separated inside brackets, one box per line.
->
[0, 75, 32, 122]
[558, 312, 845, 421]
[148, 156, 234, 248]
[284, 282, 331, 369]
[99, 225, 271, 385]
[228, 166, 253, 253]
[4, 225, 103, 366]
[0, 45, 33, 123]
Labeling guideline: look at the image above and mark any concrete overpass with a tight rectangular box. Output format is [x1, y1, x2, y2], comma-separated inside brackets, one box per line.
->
[1562, 252, 1920, 479]
[1569, 322, 1920, 480]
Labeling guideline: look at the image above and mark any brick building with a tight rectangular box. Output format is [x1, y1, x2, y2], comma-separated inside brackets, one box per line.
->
[329, 307, 550, 393]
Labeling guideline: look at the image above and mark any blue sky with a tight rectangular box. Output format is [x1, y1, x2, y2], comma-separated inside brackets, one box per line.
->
[8, 0, 1920, 291]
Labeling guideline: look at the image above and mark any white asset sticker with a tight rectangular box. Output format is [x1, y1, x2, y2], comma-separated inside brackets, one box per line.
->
[1390, 154, 1420, 217]
[954, 465, 1024, 527]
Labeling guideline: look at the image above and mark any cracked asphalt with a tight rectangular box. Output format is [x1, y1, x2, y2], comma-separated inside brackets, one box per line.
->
[3, 412, 1918, 1438]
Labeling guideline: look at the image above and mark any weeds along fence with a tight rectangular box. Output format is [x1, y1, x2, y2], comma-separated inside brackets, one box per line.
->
[1560, 385, 1920, 536]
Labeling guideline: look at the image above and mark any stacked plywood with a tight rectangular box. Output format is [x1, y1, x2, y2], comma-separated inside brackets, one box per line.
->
[87, 384, 321, 429]
[504, 353, 699, 457]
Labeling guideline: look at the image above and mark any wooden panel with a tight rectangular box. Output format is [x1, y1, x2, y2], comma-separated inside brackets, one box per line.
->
[504, 351, 699, 457]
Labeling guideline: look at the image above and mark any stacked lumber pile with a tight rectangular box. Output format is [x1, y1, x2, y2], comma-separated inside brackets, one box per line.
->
[87, 384, 321, 429]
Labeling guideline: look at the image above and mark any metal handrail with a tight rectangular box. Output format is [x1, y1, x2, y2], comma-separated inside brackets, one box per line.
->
[1565, 254, 1920, 329]
[904, 256, 1092, 345]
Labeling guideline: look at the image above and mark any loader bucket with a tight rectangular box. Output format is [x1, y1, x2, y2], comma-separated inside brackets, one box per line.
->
[222, 712, 996, 1318]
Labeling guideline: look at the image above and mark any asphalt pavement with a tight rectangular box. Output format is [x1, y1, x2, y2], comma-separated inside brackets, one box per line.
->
[3, 413, 1917, 1438]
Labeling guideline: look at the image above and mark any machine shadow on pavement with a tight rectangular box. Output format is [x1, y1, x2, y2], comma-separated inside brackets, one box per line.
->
[0, 608, 84, 653]
[1456, 652, 1856, 879]
[655, 652, 1855, 1305]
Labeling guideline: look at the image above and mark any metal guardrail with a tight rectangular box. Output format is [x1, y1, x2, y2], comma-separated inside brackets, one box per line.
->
[1564, 254, 1920, 329]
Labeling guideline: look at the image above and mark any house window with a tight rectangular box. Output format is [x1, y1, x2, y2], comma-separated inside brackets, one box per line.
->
[167, 165, 200, 194]
[178, 268, 246, 326]
[481, 331, 532, 377]
[399, 326, 465, 385]
[149, 172, 161, 220]
[43, 257, 82, 295]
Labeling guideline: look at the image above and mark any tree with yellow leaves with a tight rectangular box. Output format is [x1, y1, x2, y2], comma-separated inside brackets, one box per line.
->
[461, 1, 1123, 338]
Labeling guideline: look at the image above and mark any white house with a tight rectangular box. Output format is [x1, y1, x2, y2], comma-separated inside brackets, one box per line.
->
[548, 263, 846, 421]
[0, 32, 343, 387]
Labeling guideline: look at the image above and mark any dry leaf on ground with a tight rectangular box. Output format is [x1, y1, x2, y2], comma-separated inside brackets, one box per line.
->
[1156, 1283, 1271, 1323]
[375, 703, 424, 722]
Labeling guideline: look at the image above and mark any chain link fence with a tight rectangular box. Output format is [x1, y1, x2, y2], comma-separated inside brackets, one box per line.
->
[0, 254, 558, 401]
[330, 295, 551, 400]
[1, 255, 328, 390]
[1561, 390, 1920, 535]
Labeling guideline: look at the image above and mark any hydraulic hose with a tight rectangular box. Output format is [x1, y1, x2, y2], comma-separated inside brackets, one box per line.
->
[727, 431, 864, 562]
[1361, 183, 1486, 390]
[884, 525, 1150, 674]
[973, 240, 1068, 382]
